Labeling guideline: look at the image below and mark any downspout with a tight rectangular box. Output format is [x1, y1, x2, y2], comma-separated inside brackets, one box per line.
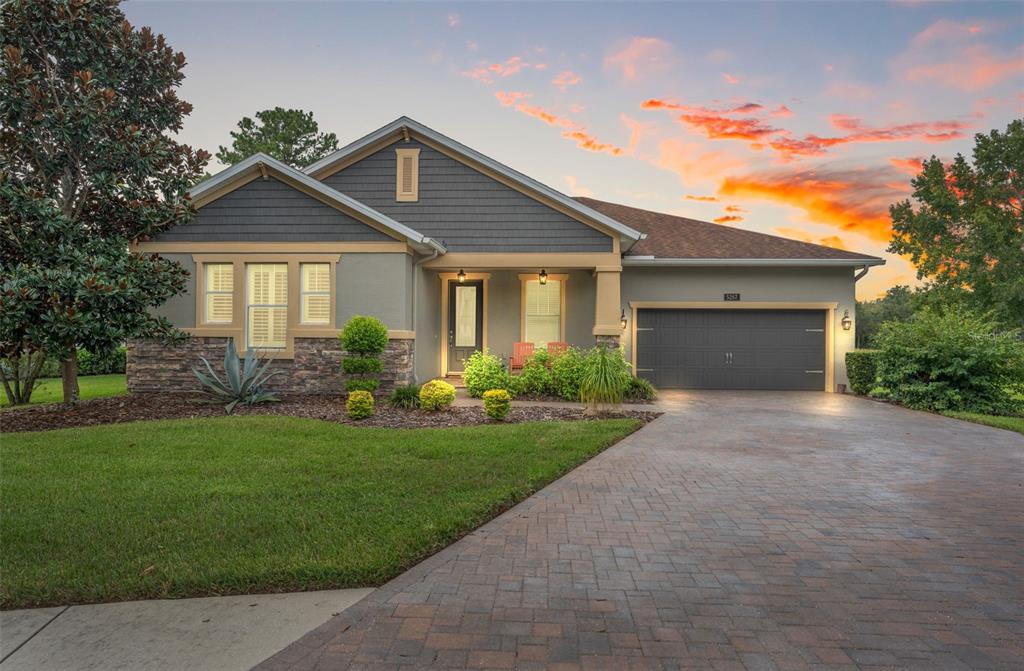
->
[410, 239, 443, 383]
[854, 264, 870, 282]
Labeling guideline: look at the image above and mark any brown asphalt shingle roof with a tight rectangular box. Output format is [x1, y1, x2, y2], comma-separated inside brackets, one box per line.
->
[575, 197, 881, 262]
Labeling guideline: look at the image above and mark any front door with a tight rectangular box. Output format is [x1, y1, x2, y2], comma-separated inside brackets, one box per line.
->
[447, 280, 483, 373]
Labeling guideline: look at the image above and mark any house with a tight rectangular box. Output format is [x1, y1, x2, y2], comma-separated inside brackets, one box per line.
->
[128, 116, 883, 394]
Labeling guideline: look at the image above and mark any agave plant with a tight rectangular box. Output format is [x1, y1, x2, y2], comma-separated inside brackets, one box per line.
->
[193, 339, 282, 414]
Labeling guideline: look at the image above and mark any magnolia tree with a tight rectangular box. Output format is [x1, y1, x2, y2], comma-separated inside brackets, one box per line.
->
[0, 0, 209, 404]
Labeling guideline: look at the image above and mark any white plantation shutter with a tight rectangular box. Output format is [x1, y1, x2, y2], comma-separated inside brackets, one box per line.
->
[247, 263, 288, 349]
[204, 264, 233, 323]
[524, 280, 561, 347]
[301, 263, 331, 324]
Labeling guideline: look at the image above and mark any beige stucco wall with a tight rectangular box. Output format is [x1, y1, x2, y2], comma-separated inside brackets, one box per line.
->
[619, 266, 858, 389]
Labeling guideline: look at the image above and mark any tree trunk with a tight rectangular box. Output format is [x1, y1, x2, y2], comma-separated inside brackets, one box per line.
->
[62, 349, 80, 405]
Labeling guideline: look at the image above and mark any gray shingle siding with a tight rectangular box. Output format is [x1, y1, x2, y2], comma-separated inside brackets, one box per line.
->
[322, 141, 613, 252]
[154, 177, 392, 242]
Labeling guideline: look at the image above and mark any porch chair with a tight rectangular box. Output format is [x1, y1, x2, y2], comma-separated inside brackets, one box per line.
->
[545, 341, 569, 358]
[510, 341, 535, 373]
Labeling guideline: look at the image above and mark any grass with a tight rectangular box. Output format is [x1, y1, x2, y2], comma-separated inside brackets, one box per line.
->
[941, 411, 1024, 436]
[1, 374, 127, 408]
[0, 415, 640, 609]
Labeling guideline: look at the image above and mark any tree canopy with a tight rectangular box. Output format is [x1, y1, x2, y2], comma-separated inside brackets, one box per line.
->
[888, 119, 1024, 327]
[215, 107, 339, 168]
[0, 0, 208, 403]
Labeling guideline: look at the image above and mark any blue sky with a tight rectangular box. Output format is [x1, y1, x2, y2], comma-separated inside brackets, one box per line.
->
[126, 1, 1024, 298]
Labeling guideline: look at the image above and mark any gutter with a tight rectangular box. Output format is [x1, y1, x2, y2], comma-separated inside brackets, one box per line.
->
[621, 256, 886, 268]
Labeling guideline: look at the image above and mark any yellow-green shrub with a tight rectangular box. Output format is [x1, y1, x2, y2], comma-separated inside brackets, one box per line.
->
[482, 389, 512, 421]
[346, 390, 374, 419]
[419, 379, 456, 411]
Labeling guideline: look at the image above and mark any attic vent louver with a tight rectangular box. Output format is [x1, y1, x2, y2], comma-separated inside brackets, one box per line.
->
[395, 147, 420, 202]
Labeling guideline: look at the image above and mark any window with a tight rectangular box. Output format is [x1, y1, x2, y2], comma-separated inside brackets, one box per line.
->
[301, 263, 331, 324]
[247, 263, 288, 349]
[395, 147, 420, 202]
[524, 279, 562, 346]
[204, 263, 233, 324]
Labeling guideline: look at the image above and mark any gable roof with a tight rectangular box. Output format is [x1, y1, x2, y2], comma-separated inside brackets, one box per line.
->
[189, 153, 445, 254]
[303, 116, 645, 248]
[575, 197, 885, 267]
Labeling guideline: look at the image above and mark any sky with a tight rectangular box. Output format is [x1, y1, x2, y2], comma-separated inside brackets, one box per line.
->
[125, 1, 1024, 300]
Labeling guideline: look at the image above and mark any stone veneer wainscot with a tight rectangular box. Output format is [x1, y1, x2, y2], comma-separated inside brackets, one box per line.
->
[127, 336, 415, 395]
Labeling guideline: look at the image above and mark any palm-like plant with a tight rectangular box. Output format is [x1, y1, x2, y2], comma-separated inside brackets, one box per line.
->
[579, 346, 631, 414]
[193, 339, 282, 414]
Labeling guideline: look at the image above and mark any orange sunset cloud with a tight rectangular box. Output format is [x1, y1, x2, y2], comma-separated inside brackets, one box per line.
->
[714, 215, 744, 224]
[604, 37, 674, 81]
[684, 195, 718, 202]
[552, 70, 582, 92]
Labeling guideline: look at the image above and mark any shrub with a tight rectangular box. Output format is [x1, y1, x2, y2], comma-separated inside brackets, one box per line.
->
[193, 339, 281, 414]
[517, 350, 553, 396]
[624, 376, 657, 402]
[482, 389, 512, 421]
[463, 350, 511, 397]
[874, 307, 1024, 414]
[580, 346, 631, 413]
[420, 379, 456, 411]
[342, 356, 384, 375]
[388, 383, 421, 409]
[845, 350, 880, 395]
[339, 316, 388, 394]
[550, 346, 585, 401]
[345, 390, 375, 419]
[0, 351, 46, 406]
[77, 345, 127, 375]
[345, 378, 380, 394]
[339, 316, 389, 354]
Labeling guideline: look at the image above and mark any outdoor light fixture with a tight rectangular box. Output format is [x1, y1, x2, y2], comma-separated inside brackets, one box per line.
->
[539, 269, 548, 285]
[620, 309, 628, 329]
[841, 309, 852, 331]
[457, 269, 466, 283]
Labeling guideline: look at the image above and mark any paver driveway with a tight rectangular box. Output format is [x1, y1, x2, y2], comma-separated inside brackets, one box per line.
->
[257, 392, 1024, 670]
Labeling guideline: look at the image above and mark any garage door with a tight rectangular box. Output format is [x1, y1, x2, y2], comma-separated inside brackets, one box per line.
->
[635, 309, 826, 390]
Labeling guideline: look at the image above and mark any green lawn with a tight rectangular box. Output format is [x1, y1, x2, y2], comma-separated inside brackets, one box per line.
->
[1, 415, 639, 609]
[942, 411, 1024, 436]
[1, 374, 127, 408]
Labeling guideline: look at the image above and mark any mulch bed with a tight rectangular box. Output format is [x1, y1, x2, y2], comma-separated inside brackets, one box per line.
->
[1, 394, 660, 434]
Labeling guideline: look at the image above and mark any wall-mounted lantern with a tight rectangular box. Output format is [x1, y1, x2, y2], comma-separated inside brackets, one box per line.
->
[841, 309, 852, 331]
[538, 269, 548, 285]
[457, 269, 466, 283]
[620, 309, 628, 330]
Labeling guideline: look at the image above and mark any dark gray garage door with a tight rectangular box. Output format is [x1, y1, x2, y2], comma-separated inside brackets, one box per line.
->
[636, 309, 826, 390]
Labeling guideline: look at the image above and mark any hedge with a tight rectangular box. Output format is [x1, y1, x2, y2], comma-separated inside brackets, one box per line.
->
[845, 350, 879, 395]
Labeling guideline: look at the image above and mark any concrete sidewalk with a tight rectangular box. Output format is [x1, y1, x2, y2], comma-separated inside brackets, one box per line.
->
[0, 588, 372, 671]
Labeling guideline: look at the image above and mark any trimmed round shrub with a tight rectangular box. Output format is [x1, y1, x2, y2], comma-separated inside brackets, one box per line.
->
[845, 350, 879, 395]
[550, 347, 585, 401]
[339, 316, 388, 355]
[420, 379, 456, 411]
[345, 378, 380, 393]
[346, 390, 375, 419]
[874, 307, 1024, 413]
[624, 376, 657, 402]
[463, 350, 511, 398]
[483, 389, 512, 421]
[342, 355, 384, 375]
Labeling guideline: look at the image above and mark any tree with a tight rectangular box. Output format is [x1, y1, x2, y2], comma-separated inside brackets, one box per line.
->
[889, 120, 1024, 327]
[216, 107, 339, 168]
[0, 0, 208, 404]
[855, 285, 916, 349]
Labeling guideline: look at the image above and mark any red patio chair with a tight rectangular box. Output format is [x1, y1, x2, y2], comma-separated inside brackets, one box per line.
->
[510, 342, 534, 373]
[546, 341, 569, 358]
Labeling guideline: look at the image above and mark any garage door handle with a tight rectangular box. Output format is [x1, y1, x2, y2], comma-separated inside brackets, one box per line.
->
[805, 370, 823, 374]
[805, 328, 824, 332]
[637, 327, 654, 331]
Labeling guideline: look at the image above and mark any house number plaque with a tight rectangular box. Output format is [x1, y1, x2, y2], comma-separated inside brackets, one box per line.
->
[724, 293, 741, 301]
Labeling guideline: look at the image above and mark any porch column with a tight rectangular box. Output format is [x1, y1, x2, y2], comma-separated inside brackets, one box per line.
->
[593, 269, 622, 347]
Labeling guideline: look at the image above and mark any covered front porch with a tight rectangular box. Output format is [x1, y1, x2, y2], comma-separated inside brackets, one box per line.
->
[414, 254, 623, 380]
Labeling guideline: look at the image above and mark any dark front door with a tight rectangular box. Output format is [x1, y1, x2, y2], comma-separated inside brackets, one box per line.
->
[447, 280, 483, 373]
[635, 309, 827, 390]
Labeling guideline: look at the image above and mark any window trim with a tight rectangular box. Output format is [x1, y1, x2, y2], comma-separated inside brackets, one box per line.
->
[190, 254, 340, 358]
[395, 147, 420, 202]
[300, 262, 332, 325]
[518, 273, 568, 345]
[202, 262, 235, 325]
